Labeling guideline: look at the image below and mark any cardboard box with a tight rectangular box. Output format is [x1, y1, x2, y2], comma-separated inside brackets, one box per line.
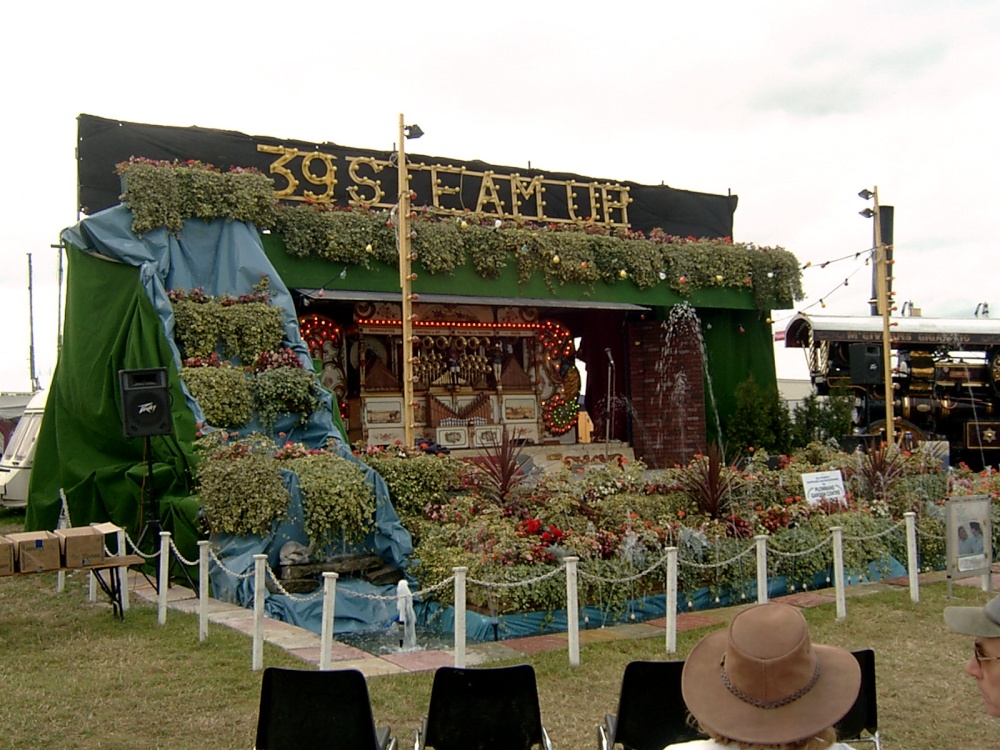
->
[0, 537, 14, 576]
[55, 526, 108, 568]
[5, 530, 61, 573]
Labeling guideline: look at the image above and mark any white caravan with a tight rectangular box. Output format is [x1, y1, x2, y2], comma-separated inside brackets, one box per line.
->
[0, 389, 47, 508]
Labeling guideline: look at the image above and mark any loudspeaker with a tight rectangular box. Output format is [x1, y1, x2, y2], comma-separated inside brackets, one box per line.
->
[849, 343, 883, 385]
[119, 368, 173, 438]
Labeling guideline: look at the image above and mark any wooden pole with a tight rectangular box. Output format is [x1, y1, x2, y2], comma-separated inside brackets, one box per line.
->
[398, 114, 416, 448]
[873, 187, 896, 445]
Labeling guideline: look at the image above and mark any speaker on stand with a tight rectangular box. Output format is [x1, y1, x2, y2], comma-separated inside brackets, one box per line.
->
[118, 368, 193, 591]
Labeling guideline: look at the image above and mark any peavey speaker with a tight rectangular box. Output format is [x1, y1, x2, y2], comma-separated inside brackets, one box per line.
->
[119, 368, 173, 438]
[849, 343, 883, 385]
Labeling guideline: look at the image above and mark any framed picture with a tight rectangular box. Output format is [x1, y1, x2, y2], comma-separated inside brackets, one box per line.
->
[503, 395, 537, 422]
[436, 426, 469, 449]
[473, 425, 503, 448]
[946, 495, 992, 578]
[364, 397, 404, 427]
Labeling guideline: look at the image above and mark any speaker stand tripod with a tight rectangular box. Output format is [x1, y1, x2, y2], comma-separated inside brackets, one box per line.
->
[134, 436, 197, 593]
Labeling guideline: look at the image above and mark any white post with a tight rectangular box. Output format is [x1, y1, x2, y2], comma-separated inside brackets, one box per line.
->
[755, 535, 769, 604]
[665, 547, 678, 654]
[87, 571, 96, 602]
[565, 557, 580, 667]
[117, 528, 130, 612]
[158, 531, 170, 626]
[454, 567, 468, 668]
[198, 541, 210, 642]
[56, 570, 65, 593]
[831, 526, 846, 621]
[252, 554, 267, 671]
[904, 512, 920, 603]
[319, 572, 338, 670]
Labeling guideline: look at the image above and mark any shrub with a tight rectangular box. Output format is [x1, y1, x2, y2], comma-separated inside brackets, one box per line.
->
[194, 433, 290, 536]
[285, 452, 375, 549]
[181, 363, 253, 427]
[252, 367, 320, 429]
[355, 447, 467, 519]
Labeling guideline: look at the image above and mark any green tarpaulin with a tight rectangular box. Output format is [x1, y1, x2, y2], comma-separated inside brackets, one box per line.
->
[26, 245, 202, 564]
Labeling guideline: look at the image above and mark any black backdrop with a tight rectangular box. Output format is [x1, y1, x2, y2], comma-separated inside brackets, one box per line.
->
[77, 114, 737, 239]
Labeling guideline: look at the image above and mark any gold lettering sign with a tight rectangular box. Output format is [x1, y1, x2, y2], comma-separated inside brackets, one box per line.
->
[256, 144, 631, 227]
[346, 157, 385, 206]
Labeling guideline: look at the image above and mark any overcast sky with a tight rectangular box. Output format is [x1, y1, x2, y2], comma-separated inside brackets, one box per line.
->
[2, 0, 997, 394]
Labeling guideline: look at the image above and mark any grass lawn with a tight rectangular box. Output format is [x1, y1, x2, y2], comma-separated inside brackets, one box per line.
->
[1, 507, 996, 748]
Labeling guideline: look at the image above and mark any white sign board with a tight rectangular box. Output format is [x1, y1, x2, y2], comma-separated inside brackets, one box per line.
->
[946, 495, 992, 578]
[800, 470, 847, 505]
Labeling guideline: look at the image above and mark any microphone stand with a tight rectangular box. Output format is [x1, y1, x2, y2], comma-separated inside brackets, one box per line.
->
[604, 349, 615, 455]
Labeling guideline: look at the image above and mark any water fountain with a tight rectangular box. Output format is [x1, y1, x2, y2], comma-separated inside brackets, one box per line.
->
[396, 579, 418, 651]
[653, 302, 723, 459]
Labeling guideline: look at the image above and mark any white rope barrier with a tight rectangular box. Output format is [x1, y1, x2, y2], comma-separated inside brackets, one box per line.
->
[755, 535, 768, 604]
[198, 541, 209, 642]
[678, 540, 756, 569]
[252, 554, 266, 671]
[842, 517, 907, 541]
[111, 512, 945, 671]
[905, 512, 919, 603]
[665, 547, 678, 654]
[832, 527, 846, 621]
[158, 532, 170, 626]
[453, 567, 468, 668]
[769, 536, 832, 558]
[319, 572, 338, 670]
[565, 557, 580, 667]
[578, 550, 671, 584]
[467, 565, 567, 589]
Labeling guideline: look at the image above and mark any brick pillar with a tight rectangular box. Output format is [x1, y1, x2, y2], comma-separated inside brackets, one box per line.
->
[626, 317, 706, 468]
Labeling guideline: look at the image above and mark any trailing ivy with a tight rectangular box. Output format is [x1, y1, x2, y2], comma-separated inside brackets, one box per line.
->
[116, 159, 804, 311]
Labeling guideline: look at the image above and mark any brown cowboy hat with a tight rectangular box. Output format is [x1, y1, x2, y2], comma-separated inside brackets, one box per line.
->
[681, 602, 861, 745]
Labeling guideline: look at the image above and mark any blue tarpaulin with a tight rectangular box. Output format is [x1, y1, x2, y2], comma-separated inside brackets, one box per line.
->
[61, 206, 414, 635]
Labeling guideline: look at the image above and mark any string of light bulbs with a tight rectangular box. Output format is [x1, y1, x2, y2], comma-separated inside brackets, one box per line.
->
[768, 246, 876, 327]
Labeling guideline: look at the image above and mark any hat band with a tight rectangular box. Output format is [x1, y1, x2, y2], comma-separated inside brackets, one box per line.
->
[719, 659, 822, 709]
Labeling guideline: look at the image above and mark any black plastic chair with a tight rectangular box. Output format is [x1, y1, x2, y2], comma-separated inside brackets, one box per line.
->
[415, 664, 552, 750]
[254, 666, 395, 750]
[834, 649, 882, 749]
[598, 660, 707, 750]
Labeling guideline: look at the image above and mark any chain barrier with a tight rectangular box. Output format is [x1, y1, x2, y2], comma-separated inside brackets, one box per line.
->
[769, 536, 832, 558]
[208, 548, 255, 580]
[843, 517, 907, 542]
[122, 530, 161, 560]
[678, 540, 756, 569]
[168, 537, 199, 567]
[916, 523, 945, 541]
[336, 575, 457, 602]
[578, 550, 671, 585]
[125, 512, 933, 620]
[467, 564, 567, 590]
[263, 566, 326, 603]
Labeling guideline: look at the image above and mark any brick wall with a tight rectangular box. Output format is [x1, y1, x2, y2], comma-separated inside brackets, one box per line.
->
[626, 318, 706, 468]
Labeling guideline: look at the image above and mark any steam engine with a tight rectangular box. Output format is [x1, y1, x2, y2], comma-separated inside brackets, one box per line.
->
[784, 314, 1000, 463]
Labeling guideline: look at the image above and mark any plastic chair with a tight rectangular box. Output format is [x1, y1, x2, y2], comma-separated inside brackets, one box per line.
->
[414, 664, 553, 750]
[834, 649, 882, 749]
[598, 660, 707, 750]
[254, 666, 396, 750]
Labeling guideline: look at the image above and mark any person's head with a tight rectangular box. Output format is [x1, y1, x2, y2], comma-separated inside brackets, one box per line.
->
[970, 521, 983, 537]
[959, 526, 969, 541]
[945, 595, 1000, 716]
[681, 602, 861, 749]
